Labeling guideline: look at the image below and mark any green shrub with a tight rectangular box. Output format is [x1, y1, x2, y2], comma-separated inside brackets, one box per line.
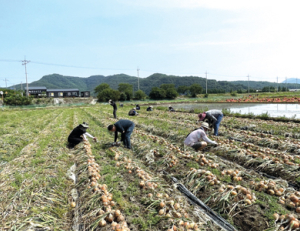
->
[4, 93, 33, 105]
[97, 89, 120, 102]
[134, 90, 147, 100]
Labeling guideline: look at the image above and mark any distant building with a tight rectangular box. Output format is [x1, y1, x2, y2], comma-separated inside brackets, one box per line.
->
[24, 86, 90, 98]
[289, 89, 300, 92]
[25, 86, 47, 97]
[47, 89, 80, 97]
[81, 91, 90, 97]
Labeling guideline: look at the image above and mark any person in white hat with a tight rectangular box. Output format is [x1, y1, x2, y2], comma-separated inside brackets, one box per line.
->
[146, 106, 153, 111]
[67, 122, 97, 148]
[168, 105, 175, 112]
[184, 122, 218, 151]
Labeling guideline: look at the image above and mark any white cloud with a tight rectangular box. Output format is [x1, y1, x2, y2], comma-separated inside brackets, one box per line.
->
[121, 0, 278, 10]
[169, 39, 262, 49]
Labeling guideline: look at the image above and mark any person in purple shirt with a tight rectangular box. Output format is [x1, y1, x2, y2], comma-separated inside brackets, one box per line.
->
[107, 119, 135, 149]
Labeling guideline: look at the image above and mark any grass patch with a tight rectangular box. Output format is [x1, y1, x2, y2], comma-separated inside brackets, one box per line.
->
[255, 191, 289, 221]
[186, 161, 200, 169]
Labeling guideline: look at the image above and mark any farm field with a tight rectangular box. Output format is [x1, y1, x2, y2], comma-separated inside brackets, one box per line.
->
[1, 104, 300, 231]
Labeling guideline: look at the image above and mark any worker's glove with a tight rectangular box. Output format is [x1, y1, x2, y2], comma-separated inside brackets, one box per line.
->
[112, 142, 116, 146]
[212, 141, 218, 146]
[116, 141, 121, 145]
[93, 137, 97, 142]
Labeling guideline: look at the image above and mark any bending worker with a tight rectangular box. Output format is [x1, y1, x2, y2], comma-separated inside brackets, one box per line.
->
[169, 105, 175, 112]
[198, 109, 223, 136]
[184, 122, 217, 151]
[146, 106, 153, 111]
[108, 119, 135, 149]
[68, 122, 97, 148]
[128, 108, 138, 116]
[109, 99, 117, 119]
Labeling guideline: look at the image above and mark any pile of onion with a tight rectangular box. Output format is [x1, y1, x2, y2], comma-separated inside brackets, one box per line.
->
[273, 213, 300, 230]
[221, 169, 243, 181]
[218, 184, 256, 205]
[83, 140, 129, 230]
[252, 180, 285, 197]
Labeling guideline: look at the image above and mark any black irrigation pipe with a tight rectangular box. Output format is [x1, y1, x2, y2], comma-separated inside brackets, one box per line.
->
[163, 171, 237, 231]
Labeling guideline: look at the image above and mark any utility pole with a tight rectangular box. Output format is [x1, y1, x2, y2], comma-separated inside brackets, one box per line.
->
[205, 71, 208, 94]
[137, 67, 140, 91]
[22, 58, 30, 97]
[277, 77, 278, 92]
[21, 82, 23, 96]
[286, 77, 287, 92]
[247, 75, 250, 93]
[3, 78, 8, 88]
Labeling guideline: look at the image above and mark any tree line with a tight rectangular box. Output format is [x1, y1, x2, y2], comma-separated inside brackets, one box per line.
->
[94, 83, 204, 101]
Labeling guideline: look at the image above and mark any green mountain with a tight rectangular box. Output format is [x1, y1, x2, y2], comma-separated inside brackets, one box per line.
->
[10, 73, 300, 95]
[231, 80, 300, 90]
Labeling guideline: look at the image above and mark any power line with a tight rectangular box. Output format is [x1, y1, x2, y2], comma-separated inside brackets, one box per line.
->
[30, 61, 134, 71]
[0, 59, 135, 71]
[1, 58, 300, 86]
[0, 59, 22, 63]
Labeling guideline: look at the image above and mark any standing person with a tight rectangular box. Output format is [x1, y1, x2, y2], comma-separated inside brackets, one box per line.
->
[108, 119, 135, 149]
[198, 109, 223, 136]
[136, 104, 140, 110]
[184, 122, 217, 151]
[68, 122, 97, 148]
[128, 108, 138, 116]
[109, 99, 117, 119]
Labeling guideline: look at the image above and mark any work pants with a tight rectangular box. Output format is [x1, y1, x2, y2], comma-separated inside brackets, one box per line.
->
[122, 124, 135, 149]
[213, 114, 223, 136]
[113, 108, 117, 119]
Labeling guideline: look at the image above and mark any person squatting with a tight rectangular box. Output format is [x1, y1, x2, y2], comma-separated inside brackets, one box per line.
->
[68, 122, 97, 148]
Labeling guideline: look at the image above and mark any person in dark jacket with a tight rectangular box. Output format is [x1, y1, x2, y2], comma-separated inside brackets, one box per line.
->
[108, 119, 135, 149]
[136, 104, 140, 110]
[128, 108, 138, 116]
[198, 109, 223, 136]
[109, 99, 117, 119]
[68, 122, 97, 148]
[146, 106, 153, 111]
[169, 105, 175, 112]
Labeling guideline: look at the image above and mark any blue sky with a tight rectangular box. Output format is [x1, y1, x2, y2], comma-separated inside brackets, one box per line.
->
[1, 0, 299, 87]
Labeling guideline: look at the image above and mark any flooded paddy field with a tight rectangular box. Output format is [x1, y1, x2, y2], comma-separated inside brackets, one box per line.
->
[1, 104, 300, 230]
[171, 103, 300, 119]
